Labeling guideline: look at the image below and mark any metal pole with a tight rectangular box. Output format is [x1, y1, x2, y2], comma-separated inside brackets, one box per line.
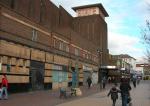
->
[97, 49, 102, 89]
[100, 52, 102, 89]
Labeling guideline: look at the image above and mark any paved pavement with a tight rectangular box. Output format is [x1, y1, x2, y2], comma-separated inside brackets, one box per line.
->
[0, 83, 110, 106]
[56, 80, 150, 106]
[0, 81, 149, 106]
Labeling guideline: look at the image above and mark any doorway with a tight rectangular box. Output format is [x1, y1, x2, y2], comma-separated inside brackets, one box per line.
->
[30, 61, 45, 90]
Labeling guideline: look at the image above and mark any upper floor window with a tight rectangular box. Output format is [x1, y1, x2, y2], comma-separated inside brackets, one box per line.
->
[59, 41, 63, 50]
[75, 48, 79, 56]
[66, 44, 69, 52]
[32, 29, 38, 41]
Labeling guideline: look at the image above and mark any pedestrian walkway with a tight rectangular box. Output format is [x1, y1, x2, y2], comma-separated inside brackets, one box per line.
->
[56, 81, 150, 106]
[0, 81, 149, 106]
[0, 84, 110, 106]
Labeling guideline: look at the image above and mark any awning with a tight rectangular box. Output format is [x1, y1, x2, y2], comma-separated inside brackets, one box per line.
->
[108, 71, 121, 76]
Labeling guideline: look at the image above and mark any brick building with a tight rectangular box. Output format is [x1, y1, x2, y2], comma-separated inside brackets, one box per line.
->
[0, 0, 109, 92]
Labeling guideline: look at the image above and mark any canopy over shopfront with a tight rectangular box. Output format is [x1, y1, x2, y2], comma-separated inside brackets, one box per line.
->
[100, 65, 120, 77]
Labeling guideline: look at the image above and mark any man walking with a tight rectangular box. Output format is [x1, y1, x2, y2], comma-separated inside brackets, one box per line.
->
[86, 77, 92, 89]
[102, 77, 106, 89]
[120, 78, 131, 106]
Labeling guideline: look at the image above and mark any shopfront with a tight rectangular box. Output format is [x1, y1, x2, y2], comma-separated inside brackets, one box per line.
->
[52, 64, 68, 89]
[83, 65, 93, 85]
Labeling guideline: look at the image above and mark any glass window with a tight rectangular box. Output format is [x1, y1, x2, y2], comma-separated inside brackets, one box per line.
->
[59, 41, 63, 50]
[32, 29, 38, 41]
[75, 48, 79, 56]
[66, 44, 69, 52]
[55, 39, 60, 49]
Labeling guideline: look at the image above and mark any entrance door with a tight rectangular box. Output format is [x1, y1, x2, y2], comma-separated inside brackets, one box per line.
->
[30, 61, 45, 90]
[83, 71, 91, 86]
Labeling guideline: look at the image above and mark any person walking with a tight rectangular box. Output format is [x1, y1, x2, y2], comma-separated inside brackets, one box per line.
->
[137, 76, 141, 85]
[102, 77, 106, 89]
[86, 77, 92, 89]
[120, 78, 131, 106]
[0, 74, 8, 100]
[132, 75, 137, 88]
[107, 84, 120, 106]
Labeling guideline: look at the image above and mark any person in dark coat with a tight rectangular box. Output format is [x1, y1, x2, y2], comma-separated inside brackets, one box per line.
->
[102, 77, 107, 89]
[86, 77, 92, 89]
[120, 78, 132, 106]
[108, 84, 120, 106]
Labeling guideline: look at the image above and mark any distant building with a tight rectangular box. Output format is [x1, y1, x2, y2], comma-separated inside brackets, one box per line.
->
[108, 54, 136, 78]
[136, 63, 150, 79]
[112, 54, 136, 73]
[0, 0, 109, 92]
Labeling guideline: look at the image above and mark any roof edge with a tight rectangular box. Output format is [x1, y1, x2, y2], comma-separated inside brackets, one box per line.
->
[72, 3, 109, 17]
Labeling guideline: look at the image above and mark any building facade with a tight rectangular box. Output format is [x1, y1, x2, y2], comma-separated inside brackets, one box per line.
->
[0, 0, 109, 92]
[108, 54, 136, 78]
[136, 63, 150, 79]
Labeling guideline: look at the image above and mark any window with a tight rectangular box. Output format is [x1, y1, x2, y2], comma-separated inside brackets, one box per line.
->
[75, 48, 79, 56]
[55, 39, 60, 49]
[32, 29, 38, 41]
[59, 41, 63, 50]
[66, 44, 69, 52]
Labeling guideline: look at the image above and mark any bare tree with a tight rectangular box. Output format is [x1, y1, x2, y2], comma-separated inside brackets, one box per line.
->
[141, 20, 150, 63]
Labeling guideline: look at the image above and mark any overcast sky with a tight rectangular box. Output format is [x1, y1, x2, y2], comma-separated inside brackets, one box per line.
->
[51, 0, 150, 62]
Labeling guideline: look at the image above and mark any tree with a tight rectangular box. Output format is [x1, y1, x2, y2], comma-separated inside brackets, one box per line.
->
[141, 20, 150, 63]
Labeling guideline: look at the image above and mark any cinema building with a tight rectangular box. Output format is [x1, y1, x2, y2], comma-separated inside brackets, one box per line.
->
[0, 0, 109, 92]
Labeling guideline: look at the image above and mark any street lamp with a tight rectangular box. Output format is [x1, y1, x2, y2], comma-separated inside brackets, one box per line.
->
[97, 49, 103, 88]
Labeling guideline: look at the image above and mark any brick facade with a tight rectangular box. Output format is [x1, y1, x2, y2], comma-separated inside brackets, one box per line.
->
[0, 0, 109, 92]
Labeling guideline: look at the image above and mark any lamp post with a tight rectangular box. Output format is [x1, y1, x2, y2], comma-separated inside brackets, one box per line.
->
[97, 49, 103, 89]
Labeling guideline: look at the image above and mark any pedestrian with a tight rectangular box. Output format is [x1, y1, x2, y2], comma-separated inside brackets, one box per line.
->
[86, 76, 92, 89]
[132, 75, 137, 88]
[137, 76, 140, 85]
[107, 84, 120, 106]
[0, 74, 8, 100]
[102, 77, 106, 89]
[120, 78, 132, 106]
